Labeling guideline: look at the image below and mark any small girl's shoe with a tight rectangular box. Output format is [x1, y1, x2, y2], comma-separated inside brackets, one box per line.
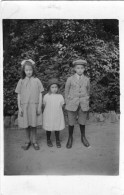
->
[21, 142, 31, 150]
[47, 139, 53, 147]
[32, 142, 40, 150]
[56, 140, 61, 148]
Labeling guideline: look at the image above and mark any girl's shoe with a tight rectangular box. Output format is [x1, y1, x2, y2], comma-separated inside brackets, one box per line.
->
[47, 139, 53, 147]
[32, 142, 40, 150]
[21, 142, 31, 150]
[56, 140, 61, 148]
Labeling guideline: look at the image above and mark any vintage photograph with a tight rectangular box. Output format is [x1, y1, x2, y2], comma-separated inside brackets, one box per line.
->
[3, 19, 120, 175]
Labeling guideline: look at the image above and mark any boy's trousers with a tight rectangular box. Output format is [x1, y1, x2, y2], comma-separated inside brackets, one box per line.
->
[67, 105, 88, 126]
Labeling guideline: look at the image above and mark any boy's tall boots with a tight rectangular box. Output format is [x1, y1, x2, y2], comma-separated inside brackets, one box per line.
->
[66, 125, 74, 149]
[80, 125, 90, 147]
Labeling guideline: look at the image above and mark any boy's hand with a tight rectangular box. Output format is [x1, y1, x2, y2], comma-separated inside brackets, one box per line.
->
[19, 107, 23, 117]
[37, 106, 41, 115]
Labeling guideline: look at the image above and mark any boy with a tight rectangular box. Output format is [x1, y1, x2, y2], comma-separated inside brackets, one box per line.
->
[65, 59, 90, 148]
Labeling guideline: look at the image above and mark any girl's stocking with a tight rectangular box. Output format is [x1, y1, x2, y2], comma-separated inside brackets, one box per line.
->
[55, 131, 61, 148]
[46, 131, 53, 147]
[25, 127, 31, 143]
[31, 127, 37, 143]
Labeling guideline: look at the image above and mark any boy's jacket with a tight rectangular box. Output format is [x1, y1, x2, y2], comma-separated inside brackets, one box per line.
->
[65, 74, 90, 111]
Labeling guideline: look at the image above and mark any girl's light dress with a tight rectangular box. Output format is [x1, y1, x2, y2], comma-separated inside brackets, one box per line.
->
[43, 93, 65, 131]
[15, 77, 44, 128]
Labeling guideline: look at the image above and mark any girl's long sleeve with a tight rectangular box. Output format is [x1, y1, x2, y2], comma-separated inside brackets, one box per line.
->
[17, 94, 21, 109]
[38, 93, 42, 108]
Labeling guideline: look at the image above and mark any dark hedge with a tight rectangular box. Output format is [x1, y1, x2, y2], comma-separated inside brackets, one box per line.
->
[3, 19, 119, 116]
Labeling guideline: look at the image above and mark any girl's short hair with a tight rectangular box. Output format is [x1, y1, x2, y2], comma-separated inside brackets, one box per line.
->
[47, 78, 60, 90]
[21, 61, 37, 79]
[48, 83, 60, 94]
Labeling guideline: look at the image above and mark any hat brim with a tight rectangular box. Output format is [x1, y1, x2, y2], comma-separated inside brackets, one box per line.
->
[72, 59, 87, 67]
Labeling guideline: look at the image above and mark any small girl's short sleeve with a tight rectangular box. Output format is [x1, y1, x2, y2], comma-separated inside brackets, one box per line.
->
[37, 78, 44, 93]
[15, 79, 22, 94]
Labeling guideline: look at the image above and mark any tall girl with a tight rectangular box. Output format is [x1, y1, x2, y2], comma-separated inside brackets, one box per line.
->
[43, 78, 65, 148]
[15, 59, 44, 150]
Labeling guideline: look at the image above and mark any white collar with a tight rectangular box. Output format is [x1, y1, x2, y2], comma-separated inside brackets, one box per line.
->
[25, 76, 33, 80]
[75, 73, 84, 80]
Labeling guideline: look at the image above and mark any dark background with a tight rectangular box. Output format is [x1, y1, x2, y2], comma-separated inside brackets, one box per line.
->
[3, 19, 119, 116]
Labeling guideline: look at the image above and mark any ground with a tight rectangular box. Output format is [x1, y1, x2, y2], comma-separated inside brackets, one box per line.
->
[4, 122, 119, 175]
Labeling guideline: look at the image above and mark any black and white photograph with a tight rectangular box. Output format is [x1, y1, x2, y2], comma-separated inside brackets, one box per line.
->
[1, 1, 124, 195]
[3, 19, 120, 175]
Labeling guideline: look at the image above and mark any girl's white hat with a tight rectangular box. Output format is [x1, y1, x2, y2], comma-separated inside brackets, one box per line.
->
[21, 59, 35, 67]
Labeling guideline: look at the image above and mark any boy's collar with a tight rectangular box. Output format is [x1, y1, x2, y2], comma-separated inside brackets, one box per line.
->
[75, 73, 84, 79]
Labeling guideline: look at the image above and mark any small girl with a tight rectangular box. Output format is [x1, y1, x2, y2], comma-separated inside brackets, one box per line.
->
[43, 78, 65, 148]
[15, 59, 44, 150]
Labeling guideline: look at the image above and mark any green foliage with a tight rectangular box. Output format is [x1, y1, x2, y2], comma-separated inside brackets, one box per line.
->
[3, 19, 119, 115]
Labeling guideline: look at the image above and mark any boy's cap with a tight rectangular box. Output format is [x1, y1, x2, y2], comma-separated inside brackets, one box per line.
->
[73, 59, 87, 66]
[48, 78, 60, 89]
[21, 59, 35, 68]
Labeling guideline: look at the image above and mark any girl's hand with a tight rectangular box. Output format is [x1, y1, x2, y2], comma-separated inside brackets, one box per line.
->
[62, 103, 65, 109]
[19, 107, 23, 117]
[37, 106, 41, 115]
[62, 104, 66, 112]
[42, 104, 45, 113]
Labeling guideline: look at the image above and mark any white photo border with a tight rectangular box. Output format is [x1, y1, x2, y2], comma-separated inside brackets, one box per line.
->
[1, 1, 124, 195]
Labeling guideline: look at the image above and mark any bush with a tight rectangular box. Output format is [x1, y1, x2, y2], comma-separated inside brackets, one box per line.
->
[3, 19, 119, 115]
